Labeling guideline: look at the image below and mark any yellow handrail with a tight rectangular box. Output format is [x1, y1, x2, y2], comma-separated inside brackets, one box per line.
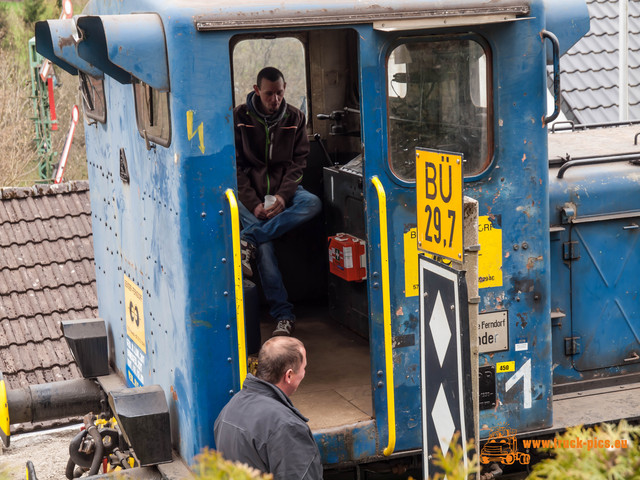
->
[370, 176, 396, 456]
[225, 189, 247, 388]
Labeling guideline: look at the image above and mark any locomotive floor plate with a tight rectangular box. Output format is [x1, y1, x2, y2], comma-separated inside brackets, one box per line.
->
[260, 307, 373, 431]
[548, 124, 640, 160]
[521, 381, 640, 438]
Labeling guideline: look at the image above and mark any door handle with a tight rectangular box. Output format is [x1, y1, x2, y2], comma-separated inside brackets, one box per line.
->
[541, 30, 561, 126]
[370, 176, 396, 456]
[226, 188, 248, 387]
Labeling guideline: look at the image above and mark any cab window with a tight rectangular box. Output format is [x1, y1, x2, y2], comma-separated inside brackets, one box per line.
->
[133, 80, 171, 147]
[232, 36, 308, 116]
[387, 37, 492, 181]
[79, 72, 106, 124]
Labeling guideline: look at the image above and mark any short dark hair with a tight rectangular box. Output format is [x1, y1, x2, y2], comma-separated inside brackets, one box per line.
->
[257, 67, 285, 88]
[256, 337, 304, 384]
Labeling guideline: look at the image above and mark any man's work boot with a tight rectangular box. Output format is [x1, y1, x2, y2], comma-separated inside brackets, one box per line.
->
[272, 318, 295, 337]
[240, 238, 256, 278]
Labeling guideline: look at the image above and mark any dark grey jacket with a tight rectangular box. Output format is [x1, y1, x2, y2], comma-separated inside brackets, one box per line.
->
[214, 374, 323, 480]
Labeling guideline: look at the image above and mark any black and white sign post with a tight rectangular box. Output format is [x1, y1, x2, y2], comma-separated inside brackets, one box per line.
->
[419, 256, 474, 479]
[416, 148, 474, 478]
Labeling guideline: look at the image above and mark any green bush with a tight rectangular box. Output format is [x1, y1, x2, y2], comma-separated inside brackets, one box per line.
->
[528, 421, 640, 480]
[428, 432, 479, 480]
[23, 0, 46, 24]
[192, 450, 272, 480]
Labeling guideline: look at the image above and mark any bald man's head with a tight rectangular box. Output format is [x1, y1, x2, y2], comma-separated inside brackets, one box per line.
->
[256, 336, 305, 386]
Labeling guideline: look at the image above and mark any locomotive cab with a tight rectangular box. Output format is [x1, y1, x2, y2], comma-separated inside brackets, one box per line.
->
[32, 0, 609, 475]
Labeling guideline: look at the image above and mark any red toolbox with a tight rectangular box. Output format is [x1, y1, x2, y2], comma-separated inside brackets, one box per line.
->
[328, 233, 367, 282]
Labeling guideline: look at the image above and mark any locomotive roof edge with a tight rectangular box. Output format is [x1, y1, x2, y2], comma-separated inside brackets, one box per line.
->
[192, 1, 530, 31]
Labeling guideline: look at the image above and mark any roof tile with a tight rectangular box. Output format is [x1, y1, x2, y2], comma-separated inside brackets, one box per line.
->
[0, 181, 98, 405]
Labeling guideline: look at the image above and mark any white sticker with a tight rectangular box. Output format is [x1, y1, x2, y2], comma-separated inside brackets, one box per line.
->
[344, 246, 353, 269]
[126, 338, 145, 386]
[515, 342, 528, 352]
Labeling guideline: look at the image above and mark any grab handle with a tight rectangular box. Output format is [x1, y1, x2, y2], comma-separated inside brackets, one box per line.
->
[225, 189, 247, 388]
[542, 30, 561, 126]
[370, 176, 396, 456]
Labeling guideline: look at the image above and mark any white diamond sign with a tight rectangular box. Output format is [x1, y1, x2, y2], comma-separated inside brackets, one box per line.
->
[419, 254, 474, 480]
[432, 383, 456, 454]
[429, 291, 451, 367]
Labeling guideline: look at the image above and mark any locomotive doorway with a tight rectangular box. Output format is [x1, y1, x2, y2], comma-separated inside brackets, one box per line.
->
[230, 29, 377, 442]
[570, 218, 640, 371]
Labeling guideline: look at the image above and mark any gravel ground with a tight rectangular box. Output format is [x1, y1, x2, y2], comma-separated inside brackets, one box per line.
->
[0, 425, 81, 480]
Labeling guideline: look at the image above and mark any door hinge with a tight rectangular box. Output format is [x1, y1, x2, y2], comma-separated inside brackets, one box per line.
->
[563, 241, 580, 260]
[565, 336, 580, 356]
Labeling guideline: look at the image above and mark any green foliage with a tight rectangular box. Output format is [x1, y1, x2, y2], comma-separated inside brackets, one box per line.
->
[23, 0, 46, 24]
[0, 0, 59, 62]
[0, 0, 89, 187]
[528, 421, 640, 480]
[429, 432, 479, 480]
[0, 7, 28, 54]
[192, 449, 272, 480]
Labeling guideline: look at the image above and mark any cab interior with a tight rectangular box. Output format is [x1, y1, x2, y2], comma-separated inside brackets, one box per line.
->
[230, 26, 492, 432]
[231, 28, 373, 431]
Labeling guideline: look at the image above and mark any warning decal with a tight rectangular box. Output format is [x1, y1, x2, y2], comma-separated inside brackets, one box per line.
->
[404, 228, 419, 297]
[478, 215, 503, 288]
[124, 274, 146, 353]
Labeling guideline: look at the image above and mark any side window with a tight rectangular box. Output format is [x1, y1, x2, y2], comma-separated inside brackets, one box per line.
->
[79, 72, 106, 124]
[232, 36, 308, 115]
[133, 80, 171, 147]
[387, 37, 492, 181]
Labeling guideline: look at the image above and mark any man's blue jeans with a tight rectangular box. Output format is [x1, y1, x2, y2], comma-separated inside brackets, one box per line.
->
[238, 186, 322, 321]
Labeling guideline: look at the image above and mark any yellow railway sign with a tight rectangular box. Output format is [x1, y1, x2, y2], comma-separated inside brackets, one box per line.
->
[124, 274, 146, 353]
[416, 149, 463, 261]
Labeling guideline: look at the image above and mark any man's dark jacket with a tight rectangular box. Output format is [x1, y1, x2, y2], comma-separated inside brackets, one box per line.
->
[214, 374, 323, 480]
[234, 92, 309, 213]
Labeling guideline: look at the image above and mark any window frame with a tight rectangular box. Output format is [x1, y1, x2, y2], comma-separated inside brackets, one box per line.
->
[384, 33, 494, 184]
[79, 72, 107, 124]
[229, 33, 311, 129]
[132, 79, 171, 148]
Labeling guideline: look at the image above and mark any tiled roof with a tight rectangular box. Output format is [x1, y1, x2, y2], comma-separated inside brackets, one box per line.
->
[558, 0, 640, 124]
[0, 181, 97, 393]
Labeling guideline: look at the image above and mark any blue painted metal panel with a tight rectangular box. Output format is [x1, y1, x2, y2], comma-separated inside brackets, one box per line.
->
[542, 0, 590, 62]
[469, 0, 554, 437]
[76, 16, 132, 84]
[570, 220, 640, 371]
[35, 19, 103, 77]
[549, 161, 640, 383]
[79, 0, 240, 462]
[315, 420, 378, 465]
[79, 14, 170, 91]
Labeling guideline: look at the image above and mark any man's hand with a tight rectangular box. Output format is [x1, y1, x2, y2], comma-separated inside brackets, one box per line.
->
[253, 203, 268, 220]
[265, 195, 285, 219]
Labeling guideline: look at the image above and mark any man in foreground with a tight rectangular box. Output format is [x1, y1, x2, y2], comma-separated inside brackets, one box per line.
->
[214, 337, 322, 480]
[234, 66, 322, 337]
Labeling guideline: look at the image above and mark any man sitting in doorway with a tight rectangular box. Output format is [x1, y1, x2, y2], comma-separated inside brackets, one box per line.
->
[234, 66, 321, 337]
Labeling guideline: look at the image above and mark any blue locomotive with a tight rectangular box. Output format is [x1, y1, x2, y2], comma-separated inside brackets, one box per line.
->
[33, 0, 640, 476]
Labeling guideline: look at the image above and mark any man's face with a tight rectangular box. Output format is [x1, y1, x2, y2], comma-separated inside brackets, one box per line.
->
[289, 347, 307, 394]
[254, 77, 286, 115]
